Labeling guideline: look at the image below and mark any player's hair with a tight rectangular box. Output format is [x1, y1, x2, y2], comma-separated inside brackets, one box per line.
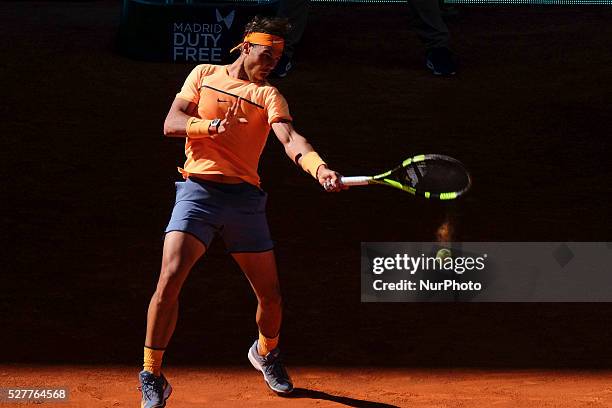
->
[243, 15, 291, 39]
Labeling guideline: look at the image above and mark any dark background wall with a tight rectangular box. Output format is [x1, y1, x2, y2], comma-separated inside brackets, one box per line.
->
[2, 2, 611, 367]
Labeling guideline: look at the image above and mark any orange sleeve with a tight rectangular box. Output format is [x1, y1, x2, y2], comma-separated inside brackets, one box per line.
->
[175, 65, 210, 103]
[265, 88, 292, 125]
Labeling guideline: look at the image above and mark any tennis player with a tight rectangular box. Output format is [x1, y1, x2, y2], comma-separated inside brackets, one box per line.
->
[138, 16, 346, 408]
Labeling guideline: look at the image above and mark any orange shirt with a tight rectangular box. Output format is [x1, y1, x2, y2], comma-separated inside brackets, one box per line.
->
[175, 64, 292, 186]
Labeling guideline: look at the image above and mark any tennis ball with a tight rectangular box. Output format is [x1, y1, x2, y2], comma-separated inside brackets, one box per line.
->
[436, 248, 452, 261]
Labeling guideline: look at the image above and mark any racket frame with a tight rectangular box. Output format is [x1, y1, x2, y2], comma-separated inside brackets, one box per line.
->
[340, 154, 471, 200]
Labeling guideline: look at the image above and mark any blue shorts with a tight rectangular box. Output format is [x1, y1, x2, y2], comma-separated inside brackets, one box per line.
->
[165, 177, 274, 253]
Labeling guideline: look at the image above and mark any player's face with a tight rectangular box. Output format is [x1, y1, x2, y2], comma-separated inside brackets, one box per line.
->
[245, 44, 282, 81]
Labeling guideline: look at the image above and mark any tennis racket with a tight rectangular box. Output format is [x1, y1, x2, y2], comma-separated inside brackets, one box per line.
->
[340, 154, 471, 200]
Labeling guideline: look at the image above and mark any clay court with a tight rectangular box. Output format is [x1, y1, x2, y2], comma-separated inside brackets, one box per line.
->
[3, 366, 612, 406]
[2, 1, 612, 407]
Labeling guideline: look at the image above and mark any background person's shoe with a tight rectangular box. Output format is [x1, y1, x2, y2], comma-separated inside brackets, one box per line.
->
[426, 47, 457, 76]
[138, 370, 172, 408]
[272, 54, 293, 78]
[247, 340, 294, 394]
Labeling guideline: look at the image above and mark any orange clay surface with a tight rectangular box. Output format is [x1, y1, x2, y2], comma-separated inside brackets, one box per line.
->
[1, 366, 612, 407]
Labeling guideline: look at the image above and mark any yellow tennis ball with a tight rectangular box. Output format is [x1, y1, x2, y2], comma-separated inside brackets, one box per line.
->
[436, 248, 452, 260]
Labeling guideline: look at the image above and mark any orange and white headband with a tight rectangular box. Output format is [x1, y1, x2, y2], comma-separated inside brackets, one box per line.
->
[230, 32, 285, 54]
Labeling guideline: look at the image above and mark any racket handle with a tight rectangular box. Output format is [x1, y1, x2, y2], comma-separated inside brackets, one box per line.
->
[340, 176, 371, 186]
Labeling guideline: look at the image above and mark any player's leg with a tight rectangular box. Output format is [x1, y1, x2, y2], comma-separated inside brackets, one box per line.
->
[232, 250, 283, 343]
[232, 250, 294, 394]
[146, 231, 206, 350]
[223, 186, 280, 341]
[139, 231, 205, 408]
[222, 184, 292, 393]
[146, 178, 219, 356]
[140, 178, 218, 407]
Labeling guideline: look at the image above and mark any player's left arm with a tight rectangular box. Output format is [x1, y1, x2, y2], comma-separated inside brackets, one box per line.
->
[272, 121, 347, 192]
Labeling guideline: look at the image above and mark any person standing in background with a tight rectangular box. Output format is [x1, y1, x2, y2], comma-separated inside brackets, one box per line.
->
[273, 0, 457, 77]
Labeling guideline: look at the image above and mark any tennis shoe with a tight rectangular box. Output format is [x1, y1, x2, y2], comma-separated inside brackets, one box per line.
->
[248, 340, 294, 394]
[138, 370, 172, 408]
[426, 47, 457, 76]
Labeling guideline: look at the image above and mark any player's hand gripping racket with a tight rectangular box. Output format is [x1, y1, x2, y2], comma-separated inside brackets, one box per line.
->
[340, 154, 471, 200]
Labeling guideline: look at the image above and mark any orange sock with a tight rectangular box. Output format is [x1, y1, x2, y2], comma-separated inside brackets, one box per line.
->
[143, 346, 165, 376]
[258, 332, 279, 356]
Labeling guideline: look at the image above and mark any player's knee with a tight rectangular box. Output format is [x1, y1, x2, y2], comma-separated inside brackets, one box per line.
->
[152, 283, 179, 307]
[258, 293, 282, 310]
[154, 264, 184, 304]
[160, 253, 191, 281]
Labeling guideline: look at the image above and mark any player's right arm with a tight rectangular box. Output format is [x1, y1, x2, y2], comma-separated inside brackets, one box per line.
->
[163, 98, 198, 137]
[163, 65, 228, 139]
[163, 97, 244, 138]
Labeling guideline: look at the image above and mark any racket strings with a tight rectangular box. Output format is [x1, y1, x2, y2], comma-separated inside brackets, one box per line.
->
[398, 160, 470, 194]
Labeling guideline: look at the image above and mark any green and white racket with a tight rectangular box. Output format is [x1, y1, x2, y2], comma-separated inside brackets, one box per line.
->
[340, 154, 471, 200]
